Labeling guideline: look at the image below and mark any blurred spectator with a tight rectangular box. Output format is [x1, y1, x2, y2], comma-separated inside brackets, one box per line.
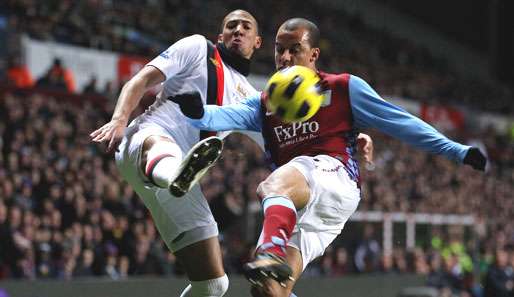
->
[82, 76, 100, 96]
[35, 58, 75, 93]
[427, 252, 447, 288]
[129, 238, 161, 275]
[392, 248, 409, 274]
[440, 226, 473, 274]
[442, 254, 466, 294]
[354, 224, 381, 273]
[483, 249, 514, 297]
[380, 252, 395, 274]
[6, 56, 33, 88]
[74, 249, 95, 277]
[333, 246, 351, 276]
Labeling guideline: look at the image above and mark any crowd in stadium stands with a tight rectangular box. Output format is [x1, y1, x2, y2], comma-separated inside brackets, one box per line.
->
[2, 0, 513, 114]
[0, 90, 512, 297]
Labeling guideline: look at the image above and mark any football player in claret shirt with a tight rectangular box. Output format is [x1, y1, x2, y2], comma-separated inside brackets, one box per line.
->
[91, 10, 265, 297]
[172, 18, 487, 297]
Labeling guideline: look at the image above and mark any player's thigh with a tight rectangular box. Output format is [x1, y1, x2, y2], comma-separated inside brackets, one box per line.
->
[293, 155, 360, 230]
[250, 246, 303, 297]
[257, 163, 310, 210]
[288, 228, 340, 271]
[174, 236, 225, 281]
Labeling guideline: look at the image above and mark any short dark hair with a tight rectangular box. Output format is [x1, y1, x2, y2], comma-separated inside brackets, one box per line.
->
[220, 10, 259, 35]
[280, 18, 320, 48]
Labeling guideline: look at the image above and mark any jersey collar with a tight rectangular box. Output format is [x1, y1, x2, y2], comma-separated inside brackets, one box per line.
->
[216, 43, 251, 77]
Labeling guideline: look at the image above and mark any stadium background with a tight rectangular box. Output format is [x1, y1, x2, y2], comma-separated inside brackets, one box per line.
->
[0, 0, 513, 296]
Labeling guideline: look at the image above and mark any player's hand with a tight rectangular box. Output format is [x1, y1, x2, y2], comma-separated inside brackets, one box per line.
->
[90, 119, 127, 152]
[168, 92, 204, 119]
[463, 147, 487, 171]
[357, 133, 374, 166]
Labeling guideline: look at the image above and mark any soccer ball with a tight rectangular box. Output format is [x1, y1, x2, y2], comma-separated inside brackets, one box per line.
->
[264, 65, 324, 123]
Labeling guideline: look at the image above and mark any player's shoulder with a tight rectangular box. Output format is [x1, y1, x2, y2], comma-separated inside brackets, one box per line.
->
[319, 70, 352, 81]
[318, 71, 353, 89]
[158, 34, 209, 62]
[172, 34, 208, 49]
[182, 34, 208, 44]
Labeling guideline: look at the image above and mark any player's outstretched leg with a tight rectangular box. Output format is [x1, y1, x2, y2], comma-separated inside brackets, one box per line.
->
[247, 246, 303, 297]
[176, 237, 229, 297]
[243, 195, 297, 288]
[169, 136, 223, 197]
[244, 251, 294, 288]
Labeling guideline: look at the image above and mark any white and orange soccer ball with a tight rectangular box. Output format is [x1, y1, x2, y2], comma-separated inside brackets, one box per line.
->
[264, 65, 324, 123]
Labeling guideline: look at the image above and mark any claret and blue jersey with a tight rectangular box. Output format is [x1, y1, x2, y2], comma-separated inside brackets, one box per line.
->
[188, 72, 471, 181]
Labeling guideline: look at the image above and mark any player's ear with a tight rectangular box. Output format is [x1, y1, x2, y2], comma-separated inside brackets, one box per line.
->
[254, 36, 262, 49]
[218, 34, 223, 43]
[310, 48, 320, 62]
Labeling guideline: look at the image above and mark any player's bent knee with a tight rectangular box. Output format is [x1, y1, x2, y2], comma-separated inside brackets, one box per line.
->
[256, 181, 269, 200]
[143, 137, 182, 162]
[256, 179, 289, 201]
[190, 274, 229, 297]
[141, 138, 182, 171]
[256, 174, 285, 200]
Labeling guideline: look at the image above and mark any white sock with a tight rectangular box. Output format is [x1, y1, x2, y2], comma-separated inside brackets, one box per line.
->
[178, 274, 229, 296]
[144, 141, 183, 188]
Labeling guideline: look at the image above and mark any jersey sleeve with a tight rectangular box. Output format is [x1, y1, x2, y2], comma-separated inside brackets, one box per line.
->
[146, 34, 206, 80]
[187, 94, 263, 132]
[349, 75, 470, 163]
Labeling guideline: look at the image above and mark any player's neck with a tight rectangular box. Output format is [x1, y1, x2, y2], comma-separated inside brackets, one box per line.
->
[217, 43, 251, 76]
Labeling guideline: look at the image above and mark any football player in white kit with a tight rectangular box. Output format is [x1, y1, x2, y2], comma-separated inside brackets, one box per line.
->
[91, 10, 263, 297]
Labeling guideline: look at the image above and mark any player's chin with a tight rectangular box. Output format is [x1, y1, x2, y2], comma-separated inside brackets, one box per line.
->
[231, 41, 252, 53]
[228, 43, 242, 52]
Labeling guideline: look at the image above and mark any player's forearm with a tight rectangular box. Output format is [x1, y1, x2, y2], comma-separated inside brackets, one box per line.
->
[188, 105, 244, 131]
[110, 77, 150, 124]
[188, 103, 262, 132]
[110, 66, 165, 124]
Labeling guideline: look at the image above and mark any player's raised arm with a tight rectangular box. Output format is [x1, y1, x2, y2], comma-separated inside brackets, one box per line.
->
[90, 66, 165, 151]
[170, 92, 263, 132]
[348, 75, 486, 171]
[90, 35, 206, 152]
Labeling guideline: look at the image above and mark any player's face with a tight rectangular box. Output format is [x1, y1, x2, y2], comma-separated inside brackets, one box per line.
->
[219, 11, 262, 59]
[275, 28, 319, 71]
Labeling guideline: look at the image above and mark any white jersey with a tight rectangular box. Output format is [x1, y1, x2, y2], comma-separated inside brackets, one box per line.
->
[116, 35, 262, 251]
[134, 34, 261, 151]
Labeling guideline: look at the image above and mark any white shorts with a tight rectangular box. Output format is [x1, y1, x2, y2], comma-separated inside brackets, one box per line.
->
[286, 155, 361, 270]
[115, 122, 218, 252]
